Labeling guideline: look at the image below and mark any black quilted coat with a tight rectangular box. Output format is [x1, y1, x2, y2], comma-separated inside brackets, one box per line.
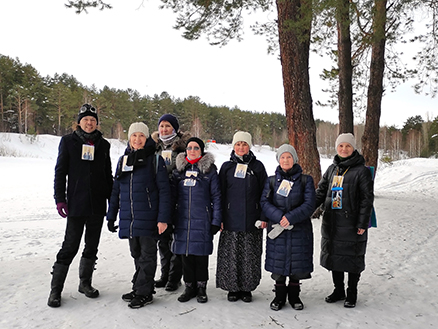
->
[315, 150, 374, 274]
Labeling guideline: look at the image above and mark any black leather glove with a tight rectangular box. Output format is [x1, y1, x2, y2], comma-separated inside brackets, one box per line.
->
[107, 220, 118, 233]
[311, 207, 324, 219]
[211, 225, 221, 235]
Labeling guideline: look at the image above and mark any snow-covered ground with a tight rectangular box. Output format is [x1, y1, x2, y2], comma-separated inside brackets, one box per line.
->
[1, 132, 437, 328]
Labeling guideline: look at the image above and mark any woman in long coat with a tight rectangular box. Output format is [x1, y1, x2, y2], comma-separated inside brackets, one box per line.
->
[315, 133, 374, 308]
[260, 144, 315, 311]
[151, 113, 191, 291]
[171, 137, 222, 303]
[216, 131, 267, 303]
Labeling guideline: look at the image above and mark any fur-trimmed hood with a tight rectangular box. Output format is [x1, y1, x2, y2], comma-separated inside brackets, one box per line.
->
[151, 131, 191, 153]
[175, 152, 216, 174]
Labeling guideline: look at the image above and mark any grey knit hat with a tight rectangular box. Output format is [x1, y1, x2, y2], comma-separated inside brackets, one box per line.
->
[232, 131, 252, 148]
[276, 144, 299, 164]
[335, 133, 356, 150]
[128, 122, 149, 140]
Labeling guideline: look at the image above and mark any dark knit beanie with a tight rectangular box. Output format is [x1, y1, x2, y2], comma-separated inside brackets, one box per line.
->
[158, 114, 179, 132]
[186, 137, 205, 155]
[77, 104, 98, 124]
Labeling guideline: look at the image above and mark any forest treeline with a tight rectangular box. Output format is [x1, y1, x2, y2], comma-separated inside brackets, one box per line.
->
[1, 54, 437, 160]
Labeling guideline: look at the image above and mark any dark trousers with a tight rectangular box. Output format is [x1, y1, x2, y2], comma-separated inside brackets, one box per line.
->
[332, 271, 361, 291]
[181, 255, 209, 283]
[56, 215, 104, 265]
[157, 227, 182, 282]
[129, 236, 158, 296]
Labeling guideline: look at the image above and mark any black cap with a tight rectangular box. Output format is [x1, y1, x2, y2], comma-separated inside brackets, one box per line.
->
[186, 137, 205, 155]
[77, 104, 98, 124]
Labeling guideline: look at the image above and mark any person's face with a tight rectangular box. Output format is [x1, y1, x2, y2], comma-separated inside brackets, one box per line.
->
[337, 142, 354, 158]
[130, 132, 147, 150]
[279, 152, 294, 171]
[186, 141, 201, 159]
[159, 120, 174, 137]
[234, 141, 250, 157]
[79, 116, 97, 134]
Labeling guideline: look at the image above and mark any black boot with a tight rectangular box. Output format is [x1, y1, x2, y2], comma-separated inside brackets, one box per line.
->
[344, 273, 360, 308]
[48, 263, 69, 308]
[270, 284, 287, 311]
[288, 282, 303, 310]
[196, 281, 208, 303]
[325, 271, 345, 303]
[178, 282, 197, 302]
[78, 258, 99, 298]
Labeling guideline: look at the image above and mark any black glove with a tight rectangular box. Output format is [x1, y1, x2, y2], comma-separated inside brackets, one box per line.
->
[311, 207, 324, 219]
[107, 220, 118, 233]
[211, 225, 221, 235]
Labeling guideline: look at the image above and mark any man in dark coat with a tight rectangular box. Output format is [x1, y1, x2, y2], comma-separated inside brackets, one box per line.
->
[48, 104, 113, 308]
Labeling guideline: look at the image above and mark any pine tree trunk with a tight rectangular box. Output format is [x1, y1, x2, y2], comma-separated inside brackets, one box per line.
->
[362, 0, 387, 169]
[276, 0, 321, 185]
[337, 0, 354, 134]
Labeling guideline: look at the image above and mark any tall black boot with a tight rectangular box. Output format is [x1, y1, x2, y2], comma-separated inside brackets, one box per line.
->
[270, 284, 288, 311]
[47, 263, 69, 308]
[345, 272, 360, 308]
[196, 281, 208, 303]
[325, 271, 345, 303]
[288, 281, 303, 310]
[78, 257, 99, 298]
[178, 282, 197, 302]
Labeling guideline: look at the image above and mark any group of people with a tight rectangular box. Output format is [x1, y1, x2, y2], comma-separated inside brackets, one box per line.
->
[47, 104, 374, 312]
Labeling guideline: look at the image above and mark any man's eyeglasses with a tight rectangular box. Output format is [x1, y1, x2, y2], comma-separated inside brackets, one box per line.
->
[79, 105, 97, 114]
[186, 146, 200, 151]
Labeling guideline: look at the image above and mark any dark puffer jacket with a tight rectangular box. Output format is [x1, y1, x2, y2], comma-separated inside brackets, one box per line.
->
[219, 150, 267, 232]
[106, 138, 171, 239]
[260, 164, 315, 277]
[54, 129, 113, 217]
[315, 150, 374, 273]
[171, 152, 222, 256]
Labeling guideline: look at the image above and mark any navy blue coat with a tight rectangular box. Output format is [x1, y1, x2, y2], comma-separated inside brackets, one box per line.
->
[260, 164, 315, 277]
[171, 152, 222, 256]
[54, 129, 113, 217]
[219, 150, 267, 232]
[106, 139, 171, 239]
[315, 150, 373, 273]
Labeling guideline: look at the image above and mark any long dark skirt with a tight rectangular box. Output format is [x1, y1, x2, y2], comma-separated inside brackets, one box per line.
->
[216, 229, 263, 292]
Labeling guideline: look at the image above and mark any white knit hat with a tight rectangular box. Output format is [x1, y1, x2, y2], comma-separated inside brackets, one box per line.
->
[335, 133, 356, 150]
[128, 122, 149, 140]
[276, 144, 299, 164]
[232, 131, 252, 148]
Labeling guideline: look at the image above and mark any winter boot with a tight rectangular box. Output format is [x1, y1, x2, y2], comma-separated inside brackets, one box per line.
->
[344, 273, 360, 308]
[270, 284, 287, 311]
[78, 257, 99, 298]
[196, 281, 208, 303]
[178, 282, 197, 302]
[288, 282, 303, 310]
[47, 263, 69, 308]
[325, 271, 345, 303]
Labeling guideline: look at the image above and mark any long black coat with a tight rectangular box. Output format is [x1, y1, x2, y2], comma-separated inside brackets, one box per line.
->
[315, 150, 374, 273]
[219, 150, 267, 232]
[260, 164, 315, 277]
[54, 130, 113, 217]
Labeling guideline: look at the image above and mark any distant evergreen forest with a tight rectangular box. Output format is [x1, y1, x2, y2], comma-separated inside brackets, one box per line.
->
[0, 54, 288, 147]
[2, 54, 438, 159]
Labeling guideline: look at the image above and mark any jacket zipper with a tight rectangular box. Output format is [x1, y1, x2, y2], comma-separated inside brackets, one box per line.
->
[146, 188, 152, 208]
[129, 172, 134, 238]
[186, 185, 192, 256]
